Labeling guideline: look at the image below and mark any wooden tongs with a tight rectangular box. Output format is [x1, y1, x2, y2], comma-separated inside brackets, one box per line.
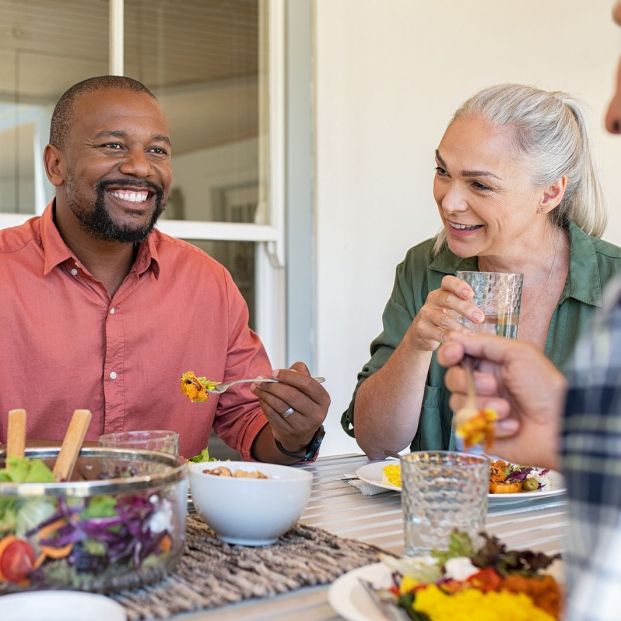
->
[6, 408, 92, 481]
[6, 408, 27, 459]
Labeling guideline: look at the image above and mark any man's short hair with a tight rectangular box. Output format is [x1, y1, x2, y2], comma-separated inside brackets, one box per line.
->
[49, 75, 157, 149]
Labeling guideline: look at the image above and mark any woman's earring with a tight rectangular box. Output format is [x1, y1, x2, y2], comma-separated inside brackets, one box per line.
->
[538, 207, 546, 214]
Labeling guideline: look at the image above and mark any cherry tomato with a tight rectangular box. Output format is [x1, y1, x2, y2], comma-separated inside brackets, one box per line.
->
[0, 539, 35, 582]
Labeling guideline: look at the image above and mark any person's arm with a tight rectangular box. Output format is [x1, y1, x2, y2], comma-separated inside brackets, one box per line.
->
[438, 332, 566, 469]
[353, 275, 483, 459]
[558, 284, 621, 620]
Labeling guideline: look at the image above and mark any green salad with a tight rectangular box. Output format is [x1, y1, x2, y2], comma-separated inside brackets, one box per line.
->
[0, 456, 175, 590]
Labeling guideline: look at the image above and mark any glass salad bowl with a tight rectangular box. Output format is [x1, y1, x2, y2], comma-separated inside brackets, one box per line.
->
[0, 447, 188, 593]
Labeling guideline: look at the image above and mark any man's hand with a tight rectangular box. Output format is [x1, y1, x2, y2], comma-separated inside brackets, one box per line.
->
[438, 331, 567, 470]
[252, 361, 330, 457]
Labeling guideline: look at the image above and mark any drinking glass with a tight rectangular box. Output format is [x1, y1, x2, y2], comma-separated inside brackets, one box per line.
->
[98, 430, 179, 456]
[401, 451, 488, 556]
[456, 271, 523, 338]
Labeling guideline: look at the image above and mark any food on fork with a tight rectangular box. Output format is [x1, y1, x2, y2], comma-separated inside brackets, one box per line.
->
[454, 406, 497, 450]
[180, 371, 219, 403]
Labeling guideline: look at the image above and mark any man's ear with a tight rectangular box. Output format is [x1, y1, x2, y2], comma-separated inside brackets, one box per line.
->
[43, 144, 65, 187]
[539, 176, 567, 214]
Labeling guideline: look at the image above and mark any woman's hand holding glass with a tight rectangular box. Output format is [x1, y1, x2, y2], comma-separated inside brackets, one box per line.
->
[409, 275, 485, 350]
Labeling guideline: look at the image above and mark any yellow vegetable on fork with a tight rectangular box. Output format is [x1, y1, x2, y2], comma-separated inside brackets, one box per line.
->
[180, 371, 219, 403]
[455, 407, 498, 450]
[453, 356, 498, 450]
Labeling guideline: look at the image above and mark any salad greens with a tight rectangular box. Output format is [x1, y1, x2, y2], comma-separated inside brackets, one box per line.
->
[0, 456, 55, 484]
[188, 447, 218, 463]
[431, 530, 475, 567]
[428, 531, 559, 577]
[0, 457, 56, 536]
[0, 456, 176, 590]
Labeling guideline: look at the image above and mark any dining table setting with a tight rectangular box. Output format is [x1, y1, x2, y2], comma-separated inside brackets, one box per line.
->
[0, 404, 568, 621]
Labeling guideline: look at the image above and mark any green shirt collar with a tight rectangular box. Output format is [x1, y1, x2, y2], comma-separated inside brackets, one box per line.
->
[428, 220, 603, 308]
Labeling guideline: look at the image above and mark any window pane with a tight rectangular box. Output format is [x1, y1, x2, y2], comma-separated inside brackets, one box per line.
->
[0, 0, 108, 214]
[187, 239, 257, 329]
[124, 0, 266, 225]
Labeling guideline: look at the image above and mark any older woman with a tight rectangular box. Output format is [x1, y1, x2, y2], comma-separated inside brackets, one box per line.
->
[342, 83, 621, 460]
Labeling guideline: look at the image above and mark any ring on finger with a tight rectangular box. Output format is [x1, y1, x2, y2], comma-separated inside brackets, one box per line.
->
[281, 406, 295, 418]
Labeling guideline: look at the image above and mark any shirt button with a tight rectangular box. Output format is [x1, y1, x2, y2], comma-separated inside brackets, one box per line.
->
[109, 307, 116, 315]
[70, 268, 78, 276]
[109, 371, 118, 380]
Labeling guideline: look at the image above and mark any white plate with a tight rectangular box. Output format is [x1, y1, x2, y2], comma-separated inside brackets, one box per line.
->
[328, 562, 393, 621]
[355, 460, 566, 500]
[0, 591, 126, 621]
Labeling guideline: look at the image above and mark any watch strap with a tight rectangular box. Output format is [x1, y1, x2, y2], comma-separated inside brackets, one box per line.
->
[274, 425, 325, 462]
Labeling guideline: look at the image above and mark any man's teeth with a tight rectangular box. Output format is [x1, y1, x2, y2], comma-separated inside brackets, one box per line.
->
[450, 222, 481, 231]
[109, 190, 149, 203]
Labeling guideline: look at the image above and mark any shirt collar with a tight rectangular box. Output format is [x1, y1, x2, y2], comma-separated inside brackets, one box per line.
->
[427, 220, 603, 307]
[564, 220, 603, 307]
[40, 199, 161, 279]
[41, 200, 74, 275]
[428, 242, 478, 275]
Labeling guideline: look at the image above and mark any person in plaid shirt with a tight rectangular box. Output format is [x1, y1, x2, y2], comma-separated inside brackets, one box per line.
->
[439, 5, 621, 618]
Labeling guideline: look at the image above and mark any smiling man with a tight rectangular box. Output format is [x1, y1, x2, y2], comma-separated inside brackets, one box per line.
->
[0, 76, 329, 462]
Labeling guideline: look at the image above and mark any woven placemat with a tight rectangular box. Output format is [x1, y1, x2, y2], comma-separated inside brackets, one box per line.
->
[111, 515, 387, 620]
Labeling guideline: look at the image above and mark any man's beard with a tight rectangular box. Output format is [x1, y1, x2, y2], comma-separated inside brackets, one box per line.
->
[67, 177, 166, 243]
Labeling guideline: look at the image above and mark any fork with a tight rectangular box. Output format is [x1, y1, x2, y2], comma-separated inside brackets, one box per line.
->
[358, 579, 408, 621]
[453, 355, 478, 451]
[208, 376, 326, 394]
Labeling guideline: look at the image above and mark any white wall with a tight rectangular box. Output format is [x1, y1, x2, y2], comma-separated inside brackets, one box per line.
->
[314, 0, 621, 455]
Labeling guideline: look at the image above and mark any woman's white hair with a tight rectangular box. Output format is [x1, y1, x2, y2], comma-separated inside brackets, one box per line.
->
[433, 83, 605, 255]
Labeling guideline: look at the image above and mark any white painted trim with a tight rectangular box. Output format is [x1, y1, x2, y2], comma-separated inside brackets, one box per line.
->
[156, 221, 279, 242]
[0, 214, 33, 228]
[109, 0, 124, 75]
[248, 0, 286, 365]
[266, 0, 286, 269]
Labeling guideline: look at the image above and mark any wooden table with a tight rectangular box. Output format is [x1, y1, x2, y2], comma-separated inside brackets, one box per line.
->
[175, 453, 568, 620]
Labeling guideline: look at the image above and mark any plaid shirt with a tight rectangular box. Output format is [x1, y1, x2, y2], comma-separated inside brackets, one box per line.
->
[562, 275, 621, 621]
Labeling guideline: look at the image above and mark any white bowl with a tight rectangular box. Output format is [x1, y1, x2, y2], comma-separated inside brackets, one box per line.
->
[189, 460, 313, 545]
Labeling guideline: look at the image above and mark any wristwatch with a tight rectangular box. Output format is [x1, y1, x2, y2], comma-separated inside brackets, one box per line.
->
[274, 425, 325, 462]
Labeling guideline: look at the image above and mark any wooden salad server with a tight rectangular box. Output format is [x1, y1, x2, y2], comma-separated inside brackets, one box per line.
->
[6, 408, 27, 459]
[53, 409, 92, 482]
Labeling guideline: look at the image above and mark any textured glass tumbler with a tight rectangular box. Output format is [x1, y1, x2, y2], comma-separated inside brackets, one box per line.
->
[456, 271, 523, 338]
[401, 451, 489, 556]
[98, 430, 180, 456]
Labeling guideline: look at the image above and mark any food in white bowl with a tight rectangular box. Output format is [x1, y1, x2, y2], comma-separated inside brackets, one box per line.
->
[189, 460, 312, 546]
